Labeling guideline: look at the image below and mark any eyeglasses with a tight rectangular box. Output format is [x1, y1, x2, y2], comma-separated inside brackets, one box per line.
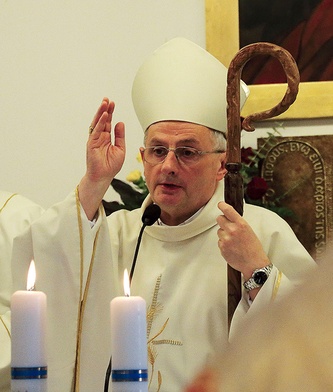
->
[141, 146, 225, 166]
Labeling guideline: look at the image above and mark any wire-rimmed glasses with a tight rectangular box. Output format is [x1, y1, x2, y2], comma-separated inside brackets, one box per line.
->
[140, 146, 224, 166]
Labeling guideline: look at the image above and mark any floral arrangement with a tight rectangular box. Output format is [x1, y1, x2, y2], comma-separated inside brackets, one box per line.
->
[102, 155, 149, 215]
[103, 127, 293, 218]
[102, 171, 148, 215]
[240, 126, 293, 218]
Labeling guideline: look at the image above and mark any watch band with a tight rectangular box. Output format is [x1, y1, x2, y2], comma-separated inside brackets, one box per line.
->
[243, 264, 273, 291]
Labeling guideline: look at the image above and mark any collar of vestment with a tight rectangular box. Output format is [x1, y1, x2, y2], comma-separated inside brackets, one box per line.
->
[140, 181, 225, 242]
[157, 206, 204, 226]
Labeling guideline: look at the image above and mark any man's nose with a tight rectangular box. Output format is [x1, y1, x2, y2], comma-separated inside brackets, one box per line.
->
[164, 149, 180, 163]
[161, 149, 179, 172]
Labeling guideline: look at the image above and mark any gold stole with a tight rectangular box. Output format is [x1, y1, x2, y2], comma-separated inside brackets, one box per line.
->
[73, 186, 101, 391]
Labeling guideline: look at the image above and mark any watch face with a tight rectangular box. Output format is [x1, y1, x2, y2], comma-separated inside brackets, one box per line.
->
[253, 271, 268, 285]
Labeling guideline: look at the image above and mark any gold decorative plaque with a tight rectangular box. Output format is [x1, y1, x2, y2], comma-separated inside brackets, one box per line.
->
[258, 135, 333, 262]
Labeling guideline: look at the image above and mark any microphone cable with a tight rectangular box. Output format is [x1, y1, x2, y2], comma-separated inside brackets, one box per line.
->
[130, 203, 161, 283]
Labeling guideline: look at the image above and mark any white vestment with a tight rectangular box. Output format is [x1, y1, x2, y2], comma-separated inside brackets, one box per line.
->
[0, 191, 44, 392]
[12, 181, 315, 392]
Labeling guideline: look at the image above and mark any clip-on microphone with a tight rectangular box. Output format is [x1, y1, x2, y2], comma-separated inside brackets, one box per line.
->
[104, 203, 161, 392]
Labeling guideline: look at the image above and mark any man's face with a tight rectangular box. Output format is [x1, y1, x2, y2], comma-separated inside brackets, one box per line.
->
[141, 121, 226, 226]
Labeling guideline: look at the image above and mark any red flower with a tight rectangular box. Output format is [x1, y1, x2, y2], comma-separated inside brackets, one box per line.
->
[241, 147, 255, 165]
[246, 176, 268, 200]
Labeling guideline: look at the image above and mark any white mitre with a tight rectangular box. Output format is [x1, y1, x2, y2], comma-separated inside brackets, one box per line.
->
[132, 37, 249, 133]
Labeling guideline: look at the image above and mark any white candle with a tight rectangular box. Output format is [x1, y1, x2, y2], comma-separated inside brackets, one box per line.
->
[11, 260, 47, 392]
[110, 269, 148, 392]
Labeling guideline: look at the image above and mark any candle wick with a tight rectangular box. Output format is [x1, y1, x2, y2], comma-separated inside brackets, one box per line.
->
[125, 293, 130, 298]
[28, 285, 35, 291]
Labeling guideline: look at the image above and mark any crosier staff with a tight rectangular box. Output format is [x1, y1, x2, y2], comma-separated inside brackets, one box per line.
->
[225, 42, 300, 330]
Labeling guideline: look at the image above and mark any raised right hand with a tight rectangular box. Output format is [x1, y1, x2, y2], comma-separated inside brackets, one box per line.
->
[78, 98, 125, 220]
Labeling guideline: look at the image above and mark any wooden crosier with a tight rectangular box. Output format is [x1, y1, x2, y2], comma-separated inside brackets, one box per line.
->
[225, 42, 300, 330]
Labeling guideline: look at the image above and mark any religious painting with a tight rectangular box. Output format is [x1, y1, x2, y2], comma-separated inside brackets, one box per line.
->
[205, 0, 333, 119]
[258, 135, 333, 262]
[239, 0, 333, 85]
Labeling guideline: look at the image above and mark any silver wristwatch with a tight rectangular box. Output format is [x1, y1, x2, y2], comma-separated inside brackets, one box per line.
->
[243, 264, 273, 291]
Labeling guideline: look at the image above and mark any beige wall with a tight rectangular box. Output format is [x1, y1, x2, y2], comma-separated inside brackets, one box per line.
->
[0, 0, 205, 207]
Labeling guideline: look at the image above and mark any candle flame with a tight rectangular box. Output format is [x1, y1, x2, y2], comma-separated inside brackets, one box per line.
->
[27, 260, 36, 291]
[123, 269, 130, 297]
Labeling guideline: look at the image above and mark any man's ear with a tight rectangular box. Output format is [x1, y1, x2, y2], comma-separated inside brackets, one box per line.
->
[139, 148, 148, 178]
[216, 153, 227, 180]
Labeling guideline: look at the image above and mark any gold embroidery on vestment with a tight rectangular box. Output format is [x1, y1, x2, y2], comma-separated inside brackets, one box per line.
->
[0, 193, 18, 339]
[146, 274, 183, 390]
[272, 270, 283, 301]
[73, 186, 102, 392]
[0, 315, 10, 338]
[0, 193, 18, 214]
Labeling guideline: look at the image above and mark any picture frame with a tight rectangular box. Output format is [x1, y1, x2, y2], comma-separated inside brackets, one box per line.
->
[205, 0, 333, 120]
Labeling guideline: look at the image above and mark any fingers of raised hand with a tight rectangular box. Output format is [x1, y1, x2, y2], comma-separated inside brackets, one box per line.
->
[104, 101, 115, 133]
[89, 111, 110, 140]
[89, 98, 113, 135]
